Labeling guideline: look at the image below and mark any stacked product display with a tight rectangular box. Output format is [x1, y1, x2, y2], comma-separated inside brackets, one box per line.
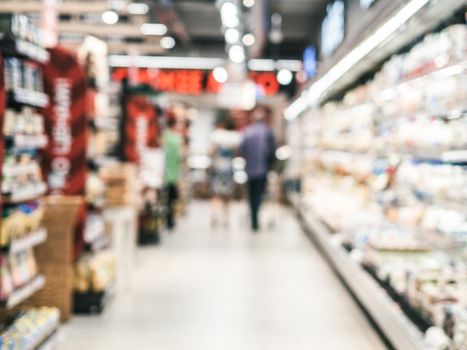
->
[0, 12, 62, 349]
[0, 14, 48, 308]
[296, 24, 467, 349]
[72, 36, 116, 314]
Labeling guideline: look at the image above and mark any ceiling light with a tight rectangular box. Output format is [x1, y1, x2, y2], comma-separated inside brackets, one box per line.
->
[102, 10, 119, 25]
[277, 69, 293, 85]
[276, 145, 292, 161]
[225, 28, 240, 44]
[243, 0, 255, 8]
[242, 33, 255, 46]
[160, 36, 176, 49]
[213, 67, 228, 83]
[140, 23, 168, 35]
[220, 2, 239, 28]
[128, 3, 149, 15]
[229, 45, 245, 63]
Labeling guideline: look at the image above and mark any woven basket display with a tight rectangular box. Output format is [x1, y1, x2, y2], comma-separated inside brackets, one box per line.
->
[27, 195, 83, 321]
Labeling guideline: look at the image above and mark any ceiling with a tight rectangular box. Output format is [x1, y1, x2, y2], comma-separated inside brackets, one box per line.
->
[169, 0, 329, 58]
[0, 0, 329, 59]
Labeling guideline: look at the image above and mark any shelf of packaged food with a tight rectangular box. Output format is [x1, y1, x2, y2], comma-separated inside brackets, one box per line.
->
[5, 134, 48, 150]
[2, 182, 47, 204]
[0, 228, 47, 255]
[8, 88, 49, 108]
[380, 59, 467, 99]
[0, 36, 50, 63]
[0, 274, 46, 309]
[294, 200, 426, 350]
[2, 162, 39, 177]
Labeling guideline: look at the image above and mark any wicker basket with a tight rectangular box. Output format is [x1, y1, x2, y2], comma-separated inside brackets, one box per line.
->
[27, 195, 83, 321]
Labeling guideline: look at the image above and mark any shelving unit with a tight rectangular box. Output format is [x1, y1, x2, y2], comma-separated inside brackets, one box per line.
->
[296, 202, 426, 350]
[0, 12, 60, 350]
[2, 274, 45, 309]
[287, 11, 467, 349]
[2, 227, 48, 254]
[8, 88, 49, 108]
[0, 36, 50, 63]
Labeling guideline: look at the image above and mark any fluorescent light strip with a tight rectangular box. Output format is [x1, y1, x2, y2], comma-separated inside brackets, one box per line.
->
[109, 55, 225, 70]
[248, 59, 275, 71]
[109, 55, 303, 72]
[285, 95, 308, 121]
[285, 0, 430, 120]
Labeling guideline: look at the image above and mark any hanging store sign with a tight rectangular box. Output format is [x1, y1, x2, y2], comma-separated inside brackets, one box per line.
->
[124, 94, 159, 164]
[112, 68, 284, 96]
[42, 47, 87, 196]
[321, 0, 345, 57]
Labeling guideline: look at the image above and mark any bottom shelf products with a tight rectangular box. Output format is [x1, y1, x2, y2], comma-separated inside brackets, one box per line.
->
[0, 307, 60, 350]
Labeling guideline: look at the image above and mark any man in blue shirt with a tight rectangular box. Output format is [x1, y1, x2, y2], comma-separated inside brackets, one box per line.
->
[240, 106, 276, 232]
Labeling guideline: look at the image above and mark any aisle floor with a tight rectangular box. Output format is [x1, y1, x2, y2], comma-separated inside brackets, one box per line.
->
[61, 201, 386, 350]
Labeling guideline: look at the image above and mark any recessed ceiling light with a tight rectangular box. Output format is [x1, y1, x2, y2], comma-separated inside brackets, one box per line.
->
[220, 2, 239, 28]
[225, 28, 240, 44]
[213, 67, 228, 83]
[242, 33, 255, 46]
[277, 69, 293, 85]
[243, 0, 255, 8]
[160, 36, 176, 49]
[140, 23, 168, 35]
[102, 10, 119, 25]
[128, 3, 149, 15]
[229, 45, 245, 63]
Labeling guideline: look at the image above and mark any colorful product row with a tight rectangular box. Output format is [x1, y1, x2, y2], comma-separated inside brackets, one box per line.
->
[4, 58, 44, 93]
[0, 250, 39, 300]
[3, 108, 45, 137]
[0, 307, 59, 350]
[1, 203, 44, 247]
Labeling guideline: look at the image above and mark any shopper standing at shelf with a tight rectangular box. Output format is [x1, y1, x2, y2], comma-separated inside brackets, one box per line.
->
[163, 117, 183, 231]
[240, 105, 277, 232]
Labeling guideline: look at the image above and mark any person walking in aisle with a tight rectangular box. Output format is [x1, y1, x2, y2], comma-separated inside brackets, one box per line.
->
[163, 117, 183, 231]
[240, 106, 276, 232]
[209, 114, 241, 228]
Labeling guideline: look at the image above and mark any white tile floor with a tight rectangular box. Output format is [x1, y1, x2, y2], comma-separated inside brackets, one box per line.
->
[60, 201, 386, 350]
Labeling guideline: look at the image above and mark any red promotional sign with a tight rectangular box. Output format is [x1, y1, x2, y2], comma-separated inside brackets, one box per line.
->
[112, 68, 282, 96]
[124, 94, 159, 163]
[42, 47, 87, 196]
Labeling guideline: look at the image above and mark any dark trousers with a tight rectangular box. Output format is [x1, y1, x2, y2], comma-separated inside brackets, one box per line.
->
[247, 176, 267, 230]
[166, 183, 178, 230]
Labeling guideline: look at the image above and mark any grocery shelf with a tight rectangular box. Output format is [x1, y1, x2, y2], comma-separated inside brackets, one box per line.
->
[294, 199, 426, 350]
[8, 88, 49, 108]
[34, 328, 59, 350]
[6, 134, 48, 150]
[2, 275, 46, 309]
[1, 228, 48, 254]
[0, 36, 50, 63]
[3, 182, 47, 204]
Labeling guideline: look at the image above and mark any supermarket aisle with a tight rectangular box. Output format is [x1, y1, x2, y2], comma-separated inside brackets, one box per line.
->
[61, 201, 386, 350]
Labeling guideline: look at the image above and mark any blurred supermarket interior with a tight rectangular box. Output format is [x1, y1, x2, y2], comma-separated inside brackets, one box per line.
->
[0, 0, 465, 349]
